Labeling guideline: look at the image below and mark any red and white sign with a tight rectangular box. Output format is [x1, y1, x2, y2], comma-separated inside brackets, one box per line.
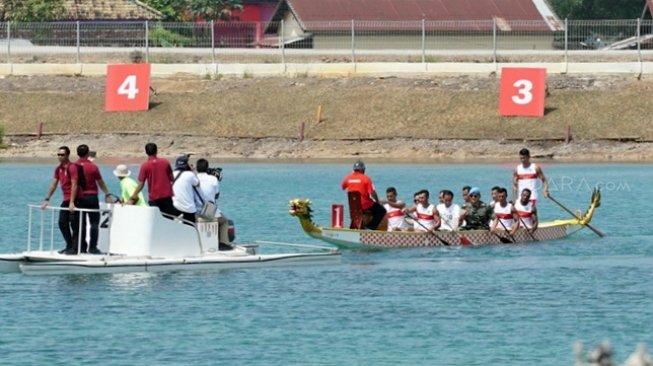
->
[499, 67, 547, 117]
[105, 64, 151, 112]
[332, 204, 344, 228]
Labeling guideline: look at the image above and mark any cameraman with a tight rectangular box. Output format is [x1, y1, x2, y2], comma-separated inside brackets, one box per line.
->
[172, 154, 200, 224]
[196, 158, 231, 246]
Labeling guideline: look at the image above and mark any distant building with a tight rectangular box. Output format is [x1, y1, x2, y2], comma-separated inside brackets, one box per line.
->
[260, 0, 563, 49]
[59, 0, 162, 20]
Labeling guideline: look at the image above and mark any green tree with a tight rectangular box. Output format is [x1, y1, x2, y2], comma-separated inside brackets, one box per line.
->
[0, 0, 65, 21]
[141, 0, 243, 21]
[550, 0, 644, 19]
[140, 0, 180, 21]
[185, 0, 243, 20]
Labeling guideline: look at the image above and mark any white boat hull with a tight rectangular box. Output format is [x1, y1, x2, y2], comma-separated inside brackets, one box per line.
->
[18, 251, 341, 275]
[0, 253, 25, 273]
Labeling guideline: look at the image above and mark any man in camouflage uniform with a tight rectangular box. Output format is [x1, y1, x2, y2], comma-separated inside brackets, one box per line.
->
[458, 187, 493, 230]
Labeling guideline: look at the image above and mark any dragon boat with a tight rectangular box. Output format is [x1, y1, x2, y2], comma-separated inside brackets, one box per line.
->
[289, 189, 601, 250]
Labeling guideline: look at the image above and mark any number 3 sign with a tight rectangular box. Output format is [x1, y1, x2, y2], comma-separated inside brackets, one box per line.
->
[105, 64, 151, 112]
[499, 67, 547, 117]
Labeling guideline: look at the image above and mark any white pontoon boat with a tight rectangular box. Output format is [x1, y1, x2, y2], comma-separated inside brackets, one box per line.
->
[0, 204, 340, 275]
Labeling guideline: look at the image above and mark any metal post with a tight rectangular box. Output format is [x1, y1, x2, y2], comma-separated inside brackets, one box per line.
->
[280, 19, 285, 71]
[351, 19, 356, 66]
[145, 21, 150, 63]
[27, 207, 32, 252]
[50, 209, 55, 252]
[565, 18, 569, 68]
[211, 20, 215, 64]
[492, 17, 497, 64]
[637, 18, 642, 63]
[421, 18, 426, 64]
[7, 21, 11, 64]
[38, 210, 44, 251]
[76, 21, 80, 64]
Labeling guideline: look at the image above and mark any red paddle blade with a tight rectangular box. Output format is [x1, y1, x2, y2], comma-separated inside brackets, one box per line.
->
[460, 236, 473, 246]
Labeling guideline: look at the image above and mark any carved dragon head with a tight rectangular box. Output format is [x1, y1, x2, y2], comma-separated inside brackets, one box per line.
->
[289, 198, 321, 234]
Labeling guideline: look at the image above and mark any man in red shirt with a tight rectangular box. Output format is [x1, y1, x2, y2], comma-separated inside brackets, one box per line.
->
[341, 160, 387, 230]
[128, 142, 179, 218]
[41, 146, 80, 254]
[70, 144, 111, 254]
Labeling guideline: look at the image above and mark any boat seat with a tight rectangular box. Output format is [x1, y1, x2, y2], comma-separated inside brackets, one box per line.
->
[348, 191, 371, 229]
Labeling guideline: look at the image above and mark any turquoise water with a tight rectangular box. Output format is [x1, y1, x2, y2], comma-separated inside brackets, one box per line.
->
[0, 162, 651, 365]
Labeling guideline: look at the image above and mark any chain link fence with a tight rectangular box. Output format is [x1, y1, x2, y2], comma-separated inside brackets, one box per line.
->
[1, 19, 652, 64]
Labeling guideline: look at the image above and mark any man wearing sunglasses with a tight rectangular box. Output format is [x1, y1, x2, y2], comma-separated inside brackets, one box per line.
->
[41, 146, 80, 254]
[458, 187, 493, 230]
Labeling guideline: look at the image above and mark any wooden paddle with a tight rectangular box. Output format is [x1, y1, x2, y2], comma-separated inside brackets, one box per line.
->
[405, 213, 451, 247]
[495, 219, 515, 243]
[548, 194, 605, 238]
[518, 216, 538, 242]
[440, 216, 473, 246]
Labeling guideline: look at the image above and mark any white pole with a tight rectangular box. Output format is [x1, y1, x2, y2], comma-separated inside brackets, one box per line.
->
[492, 17, 497, 64]
[145, 21, 150, 63]
[50, 208, 55, 252]
[351, 19, 356, 66]
[280, 19, 285, 70]
[27, 206, 32, 251]
[39, 209, 44, 251]
[565, 18, 569, 68]
[421, 18, 426, 64]
[211, 20, 215, 64]
[76, 21, 80, 64]
[637, 18, 642, 76]
[6, 21, 10, 64]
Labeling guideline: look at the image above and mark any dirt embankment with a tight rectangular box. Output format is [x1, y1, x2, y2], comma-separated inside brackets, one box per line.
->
[1, 74, 652, 162]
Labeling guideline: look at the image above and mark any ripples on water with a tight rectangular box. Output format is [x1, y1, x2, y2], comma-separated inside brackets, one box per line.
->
[0, 163, 651, 366]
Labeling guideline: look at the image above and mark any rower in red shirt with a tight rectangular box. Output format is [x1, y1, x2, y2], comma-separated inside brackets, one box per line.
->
[341, 160, 387, 230]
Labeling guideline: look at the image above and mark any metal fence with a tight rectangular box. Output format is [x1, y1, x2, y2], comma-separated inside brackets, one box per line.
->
[1, 19, 652, 64]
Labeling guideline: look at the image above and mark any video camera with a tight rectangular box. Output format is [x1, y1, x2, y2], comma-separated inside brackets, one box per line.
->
[207, 167, 223, 182]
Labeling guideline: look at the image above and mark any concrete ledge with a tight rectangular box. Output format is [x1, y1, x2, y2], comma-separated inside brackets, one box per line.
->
[10, 63, 82, 75]
[0, 63, 11, 75]
[1, 62, 653, 77]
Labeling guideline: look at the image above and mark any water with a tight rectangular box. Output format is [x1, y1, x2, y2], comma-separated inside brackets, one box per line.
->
[0, 162, 651, 366]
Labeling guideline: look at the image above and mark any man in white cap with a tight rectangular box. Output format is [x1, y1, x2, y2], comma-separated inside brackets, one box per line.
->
[113, 164, 146, 206]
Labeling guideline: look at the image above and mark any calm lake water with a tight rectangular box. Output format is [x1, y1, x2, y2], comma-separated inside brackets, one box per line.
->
[0, 162, 651, 366]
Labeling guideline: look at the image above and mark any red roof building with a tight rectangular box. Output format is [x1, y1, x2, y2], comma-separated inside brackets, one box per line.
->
[261, 0, 563, 48]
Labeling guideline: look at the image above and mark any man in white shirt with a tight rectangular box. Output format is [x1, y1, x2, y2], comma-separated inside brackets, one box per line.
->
[196, 158, 231, 246]
[172, 154, 200, 224]
[436, 190, 461, 231]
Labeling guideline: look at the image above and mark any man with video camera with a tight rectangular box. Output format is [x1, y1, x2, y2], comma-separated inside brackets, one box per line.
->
[196, 158, 231, 247]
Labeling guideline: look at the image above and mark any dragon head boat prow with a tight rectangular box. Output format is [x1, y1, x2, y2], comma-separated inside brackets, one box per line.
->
[289, 199, 322, 234]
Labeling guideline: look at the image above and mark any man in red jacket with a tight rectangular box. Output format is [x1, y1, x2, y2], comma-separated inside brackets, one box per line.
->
[341, 160, 387, 230]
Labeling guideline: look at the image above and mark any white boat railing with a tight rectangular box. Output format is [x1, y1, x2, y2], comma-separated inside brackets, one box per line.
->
[26, 204, 210, 256]
[27, 204, 111, 254]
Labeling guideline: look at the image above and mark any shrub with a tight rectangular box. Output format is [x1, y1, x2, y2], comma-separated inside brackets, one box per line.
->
[149, 27, 192, 48]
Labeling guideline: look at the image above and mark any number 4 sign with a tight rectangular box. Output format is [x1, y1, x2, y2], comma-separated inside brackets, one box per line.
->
[499, 67, 547, 117]
[105, 64, 151, 112]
